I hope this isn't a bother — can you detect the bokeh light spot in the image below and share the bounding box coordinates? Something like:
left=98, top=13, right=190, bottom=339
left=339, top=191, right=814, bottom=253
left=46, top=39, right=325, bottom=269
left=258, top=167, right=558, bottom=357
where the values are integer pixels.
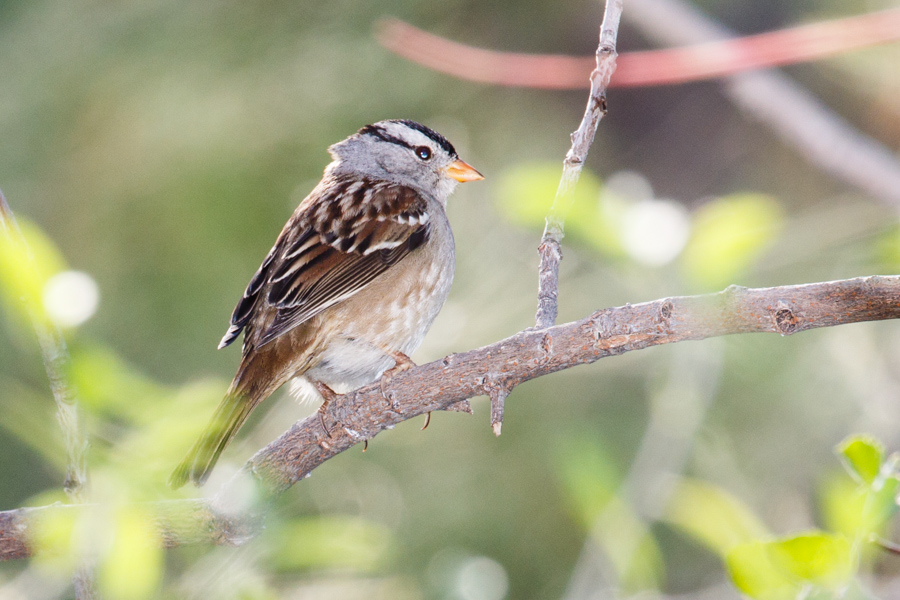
left=42, top=270, right=100, bottom=327
left=621, top=199, right=691, bottom=266
left=456, top=556, right=509, bottom=600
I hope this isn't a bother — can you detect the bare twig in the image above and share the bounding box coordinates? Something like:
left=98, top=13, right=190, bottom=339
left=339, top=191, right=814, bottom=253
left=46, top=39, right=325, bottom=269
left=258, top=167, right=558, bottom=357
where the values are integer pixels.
left=0, top=190, right=97, bottom=598
left=624, top=0, right=900, bottom=208
left=376, top=8, right=900, bottom=89
left=1, top=274, right=898, bottom=558
left=535, top=0, right=623, bottom=330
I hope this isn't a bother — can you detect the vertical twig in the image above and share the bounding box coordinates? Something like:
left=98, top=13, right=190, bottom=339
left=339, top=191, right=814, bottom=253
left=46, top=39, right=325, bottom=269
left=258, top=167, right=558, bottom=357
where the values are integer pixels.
left=535, top=0, right=623, bottom=329
left=0, top=190, right=97, bottom=599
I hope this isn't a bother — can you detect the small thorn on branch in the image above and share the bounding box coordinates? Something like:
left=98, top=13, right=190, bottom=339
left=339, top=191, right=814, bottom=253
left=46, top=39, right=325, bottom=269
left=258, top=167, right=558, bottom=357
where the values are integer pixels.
left=489, top=387, right=509, bottom=437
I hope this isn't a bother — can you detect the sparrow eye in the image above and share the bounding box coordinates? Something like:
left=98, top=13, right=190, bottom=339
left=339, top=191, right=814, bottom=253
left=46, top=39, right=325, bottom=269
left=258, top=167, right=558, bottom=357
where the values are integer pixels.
left=415, top=146, right=432, bottom=161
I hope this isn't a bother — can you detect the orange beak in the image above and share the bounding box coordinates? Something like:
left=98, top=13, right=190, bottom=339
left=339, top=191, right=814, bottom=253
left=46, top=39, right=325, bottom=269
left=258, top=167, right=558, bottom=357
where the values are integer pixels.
left=445, top=159, right=484, bottom=183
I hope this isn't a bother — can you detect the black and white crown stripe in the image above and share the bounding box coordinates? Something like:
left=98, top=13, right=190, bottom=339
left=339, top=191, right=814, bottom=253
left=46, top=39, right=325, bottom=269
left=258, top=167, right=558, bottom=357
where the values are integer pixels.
left=358, top=119, right=457, bottom=158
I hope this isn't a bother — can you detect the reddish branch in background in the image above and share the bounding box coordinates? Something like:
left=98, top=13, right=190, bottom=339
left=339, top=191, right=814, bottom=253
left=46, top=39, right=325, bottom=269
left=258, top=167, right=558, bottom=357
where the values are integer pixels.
left=376, top=8, right=900, bottom=89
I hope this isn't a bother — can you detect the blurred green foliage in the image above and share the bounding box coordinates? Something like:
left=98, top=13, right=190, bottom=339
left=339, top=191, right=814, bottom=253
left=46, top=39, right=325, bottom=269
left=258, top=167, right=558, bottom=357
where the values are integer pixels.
left=680, top=193, right=784, bottom=289
left=726, top=533, right=853, bottom=600
left=496, top=162, right=625, bottom=257
left=665, top=479, right=769, bottom=556
left=98, top=507, right=164, bottom=600
left=265, top=516, right=395, bottom=573
left=0, top=218, right=66, bottom=324
left=556, top=438, right=664, bottom=591
left=1, top=0, right=900, bottom=598
left=724, top=435, right=900, bottom=600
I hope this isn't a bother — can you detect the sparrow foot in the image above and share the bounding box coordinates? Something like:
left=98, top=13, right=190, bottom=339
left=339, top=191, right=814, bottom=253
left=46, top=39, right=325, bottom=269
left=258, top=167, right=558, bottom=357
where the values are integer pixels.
left=313, top=380, right=341, bottom=438
left=379, top=350, right=416, bottom=408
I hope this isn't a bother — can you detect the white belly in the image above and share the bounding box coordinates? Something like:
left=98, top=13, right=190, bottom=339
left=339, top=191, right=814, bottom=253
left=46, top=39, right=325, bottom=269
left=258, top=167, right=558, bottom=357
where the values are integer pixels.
left=299, top=223, right=454, bottom=394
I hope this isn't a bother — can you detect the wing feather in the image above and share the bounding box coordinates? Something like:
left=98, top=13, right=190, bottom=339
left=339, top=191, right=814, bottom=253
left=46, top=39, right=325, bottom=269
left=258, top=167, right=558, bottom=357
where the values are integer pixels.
left=218, top=176, right=431, bottom=351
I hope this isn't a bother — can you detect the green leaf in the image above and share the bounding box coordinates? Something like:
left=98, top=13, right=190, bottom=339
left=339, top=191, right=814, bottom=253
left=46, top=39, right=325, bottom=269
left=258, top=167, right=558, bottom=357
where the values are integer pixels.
left=727, top=533, right=854, bottom=599
left=869, top=475, right=900, bottom=529
left=770, top=532, right=854, bottom=590
left=592, top=496, right=665, bottom=591
left=681, top=193, right=783, bottom=288
left=727, top=540, right=798, bottom=600
left=27, top=492, right=78, bottom=575
left=0, top=381, right=66, bottom=470
left=664, top=478, right=769, bottom=556
left=837, top=435, right=884, bottom=485
left=102, top=378, right=228, bottom=495
left=820, top=471, right=900, bottom=543
left=494, top=162, right=597, bottom=227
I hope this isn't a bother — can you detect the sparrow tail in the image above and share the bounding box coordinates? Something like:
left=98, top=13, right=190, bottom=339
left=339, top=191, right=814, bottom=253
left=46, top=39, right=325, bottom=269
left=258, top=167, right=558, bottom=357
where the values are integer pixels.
left=168, top=389, right=257, bottom=489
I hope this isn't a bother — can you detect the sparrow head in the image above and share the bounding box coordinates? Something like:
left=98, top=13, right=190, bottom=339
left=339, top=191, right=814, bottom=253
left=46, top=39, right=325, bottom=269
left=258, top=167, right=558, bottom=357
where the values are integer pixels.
left=328, top=119, right=483, bottom=202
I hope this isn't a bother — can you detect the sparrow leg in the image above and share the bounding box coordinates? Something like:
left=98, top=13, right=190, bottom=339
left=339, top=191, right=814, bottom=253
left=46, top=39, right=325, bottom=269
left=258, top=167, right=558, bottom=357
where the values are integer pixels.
left=379, top=350, right=416, bottom=408
left=313, top=380, right=340, bottom=438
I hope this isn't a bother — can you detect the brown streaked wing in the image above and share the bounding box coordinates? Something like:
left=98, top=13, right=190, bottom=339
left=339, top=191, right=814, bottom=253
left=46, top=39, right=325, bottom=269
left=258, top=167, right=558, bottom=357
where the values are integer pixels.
left=219, top=176, right=431, bottom=350
left=259, top=224, right=429, bottom=346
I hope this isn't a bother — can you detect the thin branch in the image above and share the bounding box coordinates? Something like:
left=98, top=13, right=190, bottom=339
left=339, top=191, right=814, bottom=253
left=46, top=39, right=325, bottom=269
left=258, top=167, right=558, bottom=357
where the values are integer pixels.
left=0, top=192, right=89, bottom=500
left=0, top=500, right=259, bottom=562
left=535, top=0, right=623, bottom=330
left=375, top=8, right=900, bottom=89
left=623, top=0, right=900, bottom=208
left=1, top=274, right=898, bottom=559
left=0, top=190, right=97, bottom=597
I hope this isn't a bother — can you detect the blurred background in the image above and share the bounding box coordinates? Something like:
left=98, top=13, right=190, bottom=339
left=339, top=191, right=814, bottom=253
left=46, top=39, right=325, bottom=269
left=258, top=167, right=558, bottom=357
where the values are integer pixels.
left=1, top=0, right=900, bottom=598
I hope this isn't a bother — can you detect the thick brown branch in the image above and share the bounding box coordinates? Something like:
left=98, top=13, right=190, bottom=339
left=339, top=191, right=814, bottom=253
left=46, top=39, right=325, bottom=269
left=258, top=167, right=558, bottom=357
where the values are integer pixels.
left=245, top=274, right=900, bottom=495
left=2, top=274, right=898, bottom=558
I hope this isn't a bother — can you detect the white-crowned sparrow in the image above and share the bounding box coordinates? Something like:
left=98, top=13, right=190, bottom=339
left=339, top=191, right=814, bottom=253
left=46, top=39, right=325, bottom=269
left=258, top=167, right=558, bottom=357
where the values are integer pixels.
left=169, top=120, right=483, bottom=488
